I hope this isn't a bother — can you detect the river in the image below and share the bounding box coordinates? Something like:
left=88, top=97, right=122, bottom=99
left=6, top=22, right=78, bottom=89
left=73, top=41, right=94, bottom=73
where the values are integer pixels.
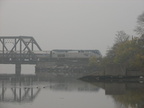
left=0, top=64, right=144, bottom=108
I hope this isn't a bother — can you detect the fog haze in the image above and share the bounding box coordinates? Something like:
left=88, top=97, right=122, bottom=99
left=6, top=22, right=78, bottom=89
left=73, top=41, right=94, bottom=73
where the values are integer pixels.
left=0, top=0, right=144, bottom=55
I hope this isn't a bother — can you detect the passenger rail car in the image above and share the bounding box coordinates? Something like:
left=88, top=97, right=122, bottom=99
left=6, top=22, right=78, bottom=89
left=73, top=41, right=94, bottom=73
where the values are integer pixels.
left=0, top=49, right=102, bottom=61
left=51, top=49, right=102, bottom=59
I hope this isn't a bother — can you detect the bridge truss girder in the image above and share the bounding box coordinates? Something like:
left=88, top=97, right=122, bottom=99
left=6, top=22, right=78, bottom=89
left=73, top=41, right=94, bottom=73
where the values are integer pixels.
left=0, top=36, right=42, bottom=63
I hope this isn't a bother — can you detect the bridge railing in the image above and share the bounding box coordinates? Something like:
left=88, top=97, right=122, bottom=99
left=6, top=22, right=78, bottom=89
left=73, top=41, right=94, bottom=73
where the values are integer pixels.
left=0, top=50, right=51, bottom=63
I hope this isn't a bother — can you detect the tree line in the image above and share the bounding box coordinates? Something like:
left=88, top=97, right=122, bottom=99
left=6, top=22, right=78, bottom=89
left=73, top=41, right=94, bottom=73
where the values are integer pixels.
left=89, top=12, right=144, bottom=71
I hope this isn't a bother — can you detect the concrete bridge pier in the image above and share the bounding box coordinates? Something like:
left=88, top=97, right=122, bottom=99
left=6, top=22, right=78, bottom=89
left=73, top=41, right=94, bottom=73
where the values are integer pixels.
left=15, top=63, right=21, bottom=75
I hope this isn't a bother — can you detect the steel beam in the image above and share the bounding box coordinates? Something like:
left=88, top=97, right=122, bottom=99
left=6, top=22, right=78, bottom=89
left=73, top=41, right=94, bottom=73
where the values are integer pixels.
left=0, top=36, right=42, bottom=63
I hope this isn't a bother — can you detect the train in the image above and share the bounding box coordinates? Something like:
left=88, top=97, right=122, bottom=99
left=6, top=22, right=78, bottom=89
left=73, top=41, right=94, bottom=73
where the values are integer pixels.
left=35, top=49, right=102, bottom=59
left=0, top=49, right=102, bottom=62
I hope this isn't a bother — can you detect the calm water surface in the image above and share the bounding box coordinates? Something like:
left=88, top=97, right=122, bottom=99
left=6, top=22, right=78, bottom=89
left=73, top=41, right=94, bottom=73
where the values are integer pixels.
left=0, top=65, right=144, bottom=108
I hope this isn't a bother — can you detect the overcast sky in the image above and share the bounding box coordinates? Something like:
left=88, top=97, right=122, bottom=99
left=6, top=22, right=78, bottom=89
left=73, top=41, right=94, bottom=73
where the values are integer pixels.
left=0, top=0, right=144, bottom=55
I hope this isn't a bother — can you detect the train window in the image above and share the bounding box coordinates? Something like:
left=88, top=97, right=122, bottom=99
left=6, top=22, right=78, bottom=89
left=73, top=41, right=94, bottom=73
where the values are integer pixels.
left=58, top=54, right=65, bottom=57
left=80, top=50, right=84, bottom=53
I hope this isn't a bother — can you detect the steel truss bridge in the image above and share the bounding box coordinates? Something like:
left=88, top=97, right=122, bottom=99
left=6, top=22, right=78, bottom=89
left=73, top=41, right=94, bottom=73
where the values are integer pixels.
left=0, top=36, right=42, bottom=64
left=0, top=36, right=89, bottom=75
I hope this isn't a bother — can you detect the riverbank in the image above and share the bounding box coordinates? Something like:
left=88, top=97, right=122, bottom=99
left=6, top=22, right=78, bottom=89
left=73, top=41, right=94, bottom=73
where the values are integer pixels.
left=79, top=71, right=144, bottom=83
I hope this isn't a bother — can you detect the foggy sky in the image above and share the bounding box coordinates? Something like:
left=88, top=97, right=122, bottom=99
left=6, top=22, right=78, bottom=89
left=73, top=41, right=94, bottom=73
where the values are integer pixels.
left=0, top=0, right=144, bottom=55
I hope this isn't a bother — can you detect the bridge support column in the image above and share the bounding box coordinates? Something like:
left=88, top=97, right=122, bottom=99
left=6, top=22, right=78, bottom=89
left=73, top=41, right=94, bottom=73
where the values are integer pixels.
left=15, top=63, right=21, bottom=75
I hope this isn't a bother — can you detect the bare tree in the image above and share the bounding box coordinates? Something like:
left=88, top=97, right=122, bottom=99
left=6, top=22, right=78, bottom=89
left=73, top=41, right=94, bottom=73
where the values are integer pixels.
left=115, top=31, right=129, bottom=44
left=135, top=12, right=144, bottom=35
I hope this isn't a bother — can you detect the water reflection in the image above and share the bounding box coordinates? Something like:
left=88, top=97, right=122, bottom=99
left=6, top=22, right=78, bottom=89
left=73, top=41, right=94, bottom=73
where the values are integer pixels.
left=81, top=79, right=144, bottom=108
left=1, top=73, right=144, bottom=108
left=0, top=75, right=99, bottom=103
left=0, top=78, right=41, bottom=103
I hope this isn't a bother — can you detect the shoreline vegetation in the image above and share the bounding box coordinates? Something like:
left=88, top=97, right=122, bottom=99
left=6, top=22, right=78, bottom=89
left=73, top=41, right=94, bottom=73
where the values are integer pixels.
left=86, top=12, right=144, bottom=80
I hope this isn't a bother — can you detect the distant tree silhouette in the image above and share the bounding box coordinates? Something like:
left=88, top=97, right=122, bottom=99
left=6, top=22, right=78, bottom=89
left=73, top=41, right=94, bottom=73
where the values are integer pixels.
left=135, top=12, right=144, bottom=35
